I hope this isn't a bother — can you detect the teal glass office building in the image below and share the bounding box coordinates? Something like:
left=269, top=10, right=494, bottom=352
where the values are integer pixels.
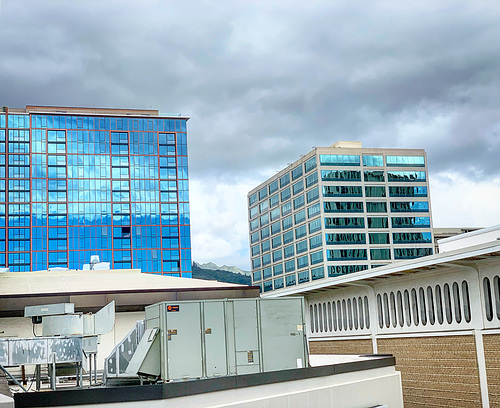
left=0, top=106, right=191, bottom=276
left=248, top=141, right=434, bottom=294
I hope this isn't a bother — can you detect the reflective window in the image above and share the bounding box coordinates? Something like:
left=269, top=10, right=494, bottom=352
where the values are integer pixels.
left=369, top=233, right=389, bottom=244
left=272, top=249, right=283, bottom=262
left=394, top=248, right=433, bottom=259
left=327, top=249, right=367, bottom=261
left=283, top=230, right=294, bottom=244
left=292, top=165, right=303, bottom=181
left=326, top=233, right=365, bottom=245
left=321, top=169, right=361, bottom=181
left=305, top=172, right=318, bottom=188
left=390, top=201, right=429, bottom=212
left=280, top=173, right=290, bottom=188
left=393, top=232, right=432, bottom=244
left=295, top=224, right=307, bottom=239
left=323, top=185, right=362, bottom=197
left=309, top=218, right=322, bottom=234
left=269, top=193, right=279, bottom=208
left=269, top=180, right=279, bottom=195
left=281, top=187, right=291, bottom=202
left=273, top=264, right=283, bottom=276
left=310, top=250, right=323, bottom=265
left=306, top=187, right=319, bottom=203
left=325, top=217, right=365, bottom=229
left=365, top=186, right=386, bottom=197
left=281, top=201, right=292, bottom=216
left=285, top=274, right=296, bottom=286
left=389, top=186, right=428, bottom=197
left=311, top=266, right=324, bottom=280
left=370, top=248, right=391, bottom=260
left=296, top=239, right=308, bottom=254
left=292, top=180, right=304, bottom=195
left=297, top=255, right=309, bottom=270
left=309, top=234, right=322, bottom=249
left=387, top=171, right=426, bottom=182
left=364, top=170, right=384, bottom=182
left=391, top=216, right=430, bottom=228
left=274, top=277, right=283, bottom=289
left=328, top=265, right=368, bottom=276
left=386, top=155, right=425, bottom=167
left=285, top=260, right=295, bottom=273
left=294, top=210, right=306, bottom=225
left=367, top=217, right=388, bottom=229
left=249, top=193, right=258, bottom=206
left=284, top=244, right=295, bottom=259
left=305, top=157, right=317, bottom=173
left=258, top=187, right=267, bottom=201
left=293, top=194, right=305, bottom=210
left=324, top=201, right=363, bottom=213
left=362, top=155, right=383, bottom=167
left=263, top=281, right=273, bottom=292
left=282, top=216, right=293, bottom=230
left=320, top=154, right=360, bottom=166
left=307, top=203, right=321, bottom=218
left=366, top=202, right=387, bottom=213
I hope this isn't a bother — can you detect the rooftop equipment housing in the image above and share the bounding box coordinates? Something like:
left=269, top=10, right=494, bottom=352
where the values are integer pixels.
left=104, top=297, right=308, bottom=383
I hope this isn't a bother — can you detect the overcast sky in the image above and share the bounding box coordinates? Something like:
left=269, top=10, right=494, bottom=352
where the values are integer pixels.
left=1, top=1, right=500, bottom=270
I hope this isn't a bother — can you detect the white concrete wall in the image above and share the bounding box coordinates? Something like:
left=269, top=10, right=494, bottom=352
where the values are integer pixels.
left=41, top=366, right=403, bottom=408
left=439, top=224, right=500, bottom=252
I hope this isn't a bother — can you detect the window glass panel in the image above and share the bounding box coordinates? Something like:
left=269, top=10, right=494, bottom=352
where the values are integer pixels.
left=387, top=171, right=426, bottom=182
left=323, top=185, right=362, bottom=197
left=389, top=186, right=428, bottom=197
left=280, top=173, right=290, bottom=188
left=369, top=233, right=389, bottom=244
left=326, top=233, right=365, bottom=245
left=391, top=217, right=430, bottom=228
left=324, top=201, right=363, bottom=213
left=321, top=170, right=361, bottom=181
left=366, top=202, right=387, bottom=213
left=362, top=155, right=383, bottom=166
left=370, top=248, right=391, bottom=260
left=320, top=154, right=360, bottom=166
left=292, top=165, right=303, bottom=181
left=386, top=156, right=425, bottom=167
left=325, top=217, right=365, bottom=229
left=394, top=248, right=433, bottom=259
left=365, top=186, right=386, bottom=197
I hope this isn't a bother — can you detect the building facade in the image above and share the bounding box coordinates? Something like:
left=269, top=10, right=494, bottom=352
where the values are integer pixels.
left=0, top=106, right=191, bottom=275
left=247, top=141, right=434, bottom=293
left=265, top=227, right=500, bottom=407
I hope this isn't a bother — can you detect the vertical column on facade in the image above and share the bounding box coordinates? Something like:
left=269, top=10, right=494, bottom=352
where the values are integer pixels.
left=449, top=262, right=489, bottom=408
left=350, top=282, right=379, bottom=353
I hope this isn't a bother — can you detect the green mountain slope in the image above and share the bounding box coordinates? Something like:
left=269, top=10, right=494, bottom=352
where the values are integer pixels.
left=192, top=263, right=252, bottom=286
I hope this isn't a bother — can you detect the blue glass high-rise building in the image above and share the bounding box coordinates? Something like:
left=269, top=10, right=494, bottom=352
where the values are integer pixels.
left=0, top=105, right=191, bottom=276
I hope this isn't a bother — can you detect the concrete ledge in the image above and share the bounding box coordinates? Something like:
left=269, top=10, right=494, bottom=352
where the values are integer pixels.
left=14, top=356, right=396, bottom=407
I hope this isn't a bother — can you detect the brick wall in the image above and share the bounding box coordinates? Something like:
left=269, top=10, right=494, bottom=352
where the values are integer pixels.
left=308, top=339, right=373, bottom=355
left=378, top=336, right=481, bottom=408
left=483, top=334, right=500, bottom=407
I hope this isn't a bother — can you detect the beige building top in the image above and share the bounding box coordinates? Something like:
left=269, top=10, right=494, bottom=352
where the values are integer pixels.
left=0, top=269, right=259, bottom=317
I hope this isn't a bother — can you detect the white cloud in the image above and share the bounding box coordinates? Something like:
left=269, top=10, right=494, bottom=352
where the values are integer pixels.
left=189, top=176, right=266, bottom=270
left=430, top=172, right=500, bottom=228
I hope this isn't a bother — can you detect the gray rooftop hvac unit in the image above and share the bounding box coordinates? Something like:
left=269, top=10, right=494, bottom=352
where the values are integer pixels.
left=104, top=297, right=308, bottom=383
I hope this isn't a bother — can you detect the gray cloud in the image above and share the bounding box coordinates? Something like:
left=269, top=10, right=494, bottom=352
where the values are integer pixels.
left=1, top=0, right=500, bottom=266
